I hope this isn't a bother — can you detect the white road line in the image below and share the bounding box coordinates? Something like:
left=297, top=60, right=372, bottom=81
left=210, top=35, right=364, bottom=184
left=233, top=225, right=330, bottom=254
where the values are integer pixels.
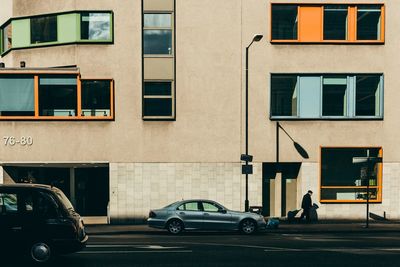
left=78, top=250, right=192, bottom=254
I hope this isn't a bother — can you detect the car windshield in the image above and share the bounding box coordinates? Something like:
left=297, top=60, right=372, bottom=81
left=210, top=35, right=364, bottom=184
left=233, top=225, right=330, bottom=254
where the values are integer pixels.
left=52, top=187, right=75, bottom=211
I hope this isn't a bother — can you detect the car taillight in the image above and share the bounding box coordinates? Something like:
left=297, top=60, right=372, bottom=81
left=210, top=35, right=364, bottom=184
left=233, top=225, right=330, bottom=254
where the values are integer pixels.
left=149, top=211, right=156, bottom=218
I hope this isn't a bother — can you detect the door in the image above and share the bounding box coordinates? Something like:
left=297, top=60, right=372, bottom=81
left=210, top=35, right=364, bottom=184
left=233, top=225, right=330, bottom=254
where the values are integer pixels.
left=176, top=201, right=203, bottom=229
left=201, top=201, right=233, bottom=230
left=0, top=191, right=24, bottom=248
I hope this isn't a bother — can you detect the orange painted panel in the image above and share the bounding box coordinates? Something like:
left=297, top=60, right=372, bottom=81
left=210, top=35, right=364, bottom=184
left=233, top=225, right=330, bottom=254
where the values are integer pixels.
left=299, top=6, right=323, bottom=42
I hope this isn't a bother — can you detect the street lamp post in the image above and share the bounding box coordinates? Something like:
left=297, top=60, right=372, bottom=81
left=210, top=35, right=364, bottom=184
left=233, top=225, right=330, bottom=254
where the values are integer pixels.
left=244, top=34, right=263, bottom=212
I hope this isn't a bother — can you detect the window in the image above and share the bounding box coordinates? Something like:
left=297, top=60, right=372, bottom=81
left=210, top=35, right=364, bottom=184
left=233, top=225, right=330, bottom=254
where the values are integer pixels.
left=202, top=202, right=220, bottom=212
left=320, top=147, right=382, bottom=202
left=270, top=74, right=383, bottom=119
left=81, top=80, right=112, bottom=117
left=81, top=12, right=112, bottom=41
left=35, top=192, right=59, bottom=219
left=31, top=15, right=57, bottom=44
left=357, top=5, right=381, bottom=40
left=1, top=22, right=12, bottom=53
left=0, top=73, right=114, bottom=120
left=39, top=76, right=77, bottom=116
left=323, top=5, right=348, bottom=40
left=177, top=202, right=200, bottom=211
left=143, top=13, right=172, bottom=55
left=271, top=5, right=298, bottom=40
left=0, top=193, right=18, bottom=214
left=0, top=75, right=35, bottom=116
left=271, top=4, right=384, bottom=43
left=143, top=81, right=174, bottom=118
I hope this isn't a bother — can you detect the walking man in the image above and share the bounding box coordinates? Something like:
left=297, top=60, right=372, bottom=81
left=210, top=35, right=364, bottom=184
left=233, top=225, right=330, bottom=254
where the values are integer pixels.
left=299, top=190, right=313, bottom=222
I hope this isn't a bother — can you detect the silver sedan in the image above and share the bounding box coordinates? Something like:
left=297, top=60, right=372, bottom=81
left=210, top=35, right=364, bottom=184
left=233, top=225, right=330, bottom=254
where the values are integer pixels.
left=147, top=199, right=266, bottom=234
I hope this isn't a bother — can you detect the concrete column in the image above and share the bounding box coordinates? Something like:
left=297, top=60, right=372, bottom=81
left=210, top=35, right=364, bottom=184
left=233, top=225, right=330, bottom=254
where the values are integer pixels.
left=274, top=173, right=282, bottom=217
left=69, top=168, right=76, bottom=207
left=0, top=166, right=3, bottom=184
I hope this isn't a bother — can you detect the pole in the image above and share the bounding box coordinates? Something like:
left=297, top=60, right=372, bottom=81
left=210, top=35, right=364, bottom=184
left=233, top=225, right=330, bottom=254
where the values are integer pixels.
left=366, top=158, right=370, bottom=228
left=245, top=45, right=249, bottom=212
left=276, top=122, right=279, bottom=163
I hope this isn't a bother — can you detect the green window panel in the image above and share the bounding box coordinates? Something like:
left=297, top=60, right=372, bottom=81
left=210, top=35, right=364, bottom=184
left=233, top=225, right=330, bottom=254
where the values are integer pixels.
left=58, top=13, right=79, bottom=43
left=11, top=19, right=30, bottom=48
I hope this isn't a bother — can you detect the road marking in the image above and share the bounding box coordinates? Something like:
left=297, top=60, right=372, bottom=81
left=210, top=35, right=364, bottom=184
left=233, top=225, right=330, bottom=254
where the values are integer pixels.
left=87, top=244, right=184, bottom=249
left=78, top=250, right=192, bottom=254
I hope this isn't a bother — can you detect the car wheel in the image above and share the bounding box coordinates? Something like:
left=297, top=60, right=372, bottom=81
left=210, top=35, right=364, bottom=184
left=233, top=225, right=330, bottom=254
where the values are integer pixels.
left=30, top=242, right=52, bottom=263
left=240, top=219, right=256, bottom=235
left=167, top=219, right=183, bottom=234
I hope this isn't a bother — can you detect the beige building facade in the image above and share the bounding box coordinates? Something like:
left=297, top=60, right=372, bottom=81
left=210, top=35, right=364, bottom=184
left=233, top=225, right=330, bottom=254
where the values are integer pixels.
left=0, top=0, right=398, bottom=223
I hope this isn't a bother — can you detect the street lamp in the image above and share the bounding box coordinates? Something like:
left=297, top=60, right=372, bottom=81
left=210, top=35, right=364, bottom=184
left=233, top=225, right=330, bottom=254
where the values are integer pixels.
left=276, top=122, right=309, bottom=162
left=243, top=34, right=263, bottom=212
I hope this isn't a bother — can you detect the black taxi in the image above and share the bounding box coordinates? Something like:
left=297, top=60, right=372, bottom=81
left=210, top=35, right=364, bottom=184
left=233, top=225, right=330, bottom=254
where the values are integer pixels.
left=0, top=184, right=88, bottom=263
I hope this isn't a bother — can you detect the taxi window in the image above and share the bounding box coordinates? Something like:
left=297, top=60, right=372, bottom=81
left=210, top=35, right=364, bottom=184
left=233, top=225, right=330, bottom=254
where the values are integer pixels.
left=0, top=193, right=18, bottom=214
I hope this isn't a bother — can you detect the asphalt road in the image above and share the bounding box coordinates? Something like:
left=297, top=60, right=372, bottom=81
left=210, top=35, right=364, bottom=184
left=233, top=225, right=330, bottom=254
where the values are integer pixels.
left=4, top=231, right=400, bottom=267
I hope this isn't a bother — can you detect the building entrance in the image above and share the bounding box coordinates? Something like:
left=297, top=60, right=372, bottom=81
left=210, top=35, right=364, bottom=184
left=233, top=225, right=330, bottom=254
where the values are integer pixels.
left=262, top=162, right=302, bottom=217
left=1, top=164, right=109, bottom=219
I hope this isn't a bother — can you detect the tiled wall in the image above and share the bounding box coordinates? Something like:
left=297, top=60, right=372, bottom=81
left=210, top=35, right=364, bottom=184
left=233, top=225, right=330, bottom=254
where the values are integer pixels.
left=109, top=162, right=263, bottom=223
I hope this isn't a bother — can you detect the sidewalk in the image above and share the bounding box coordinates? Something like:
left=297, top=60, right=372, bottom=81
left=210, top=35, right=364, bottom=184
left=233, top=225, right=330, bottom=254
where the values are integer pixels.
left=86, top=220, right=400, bottom=236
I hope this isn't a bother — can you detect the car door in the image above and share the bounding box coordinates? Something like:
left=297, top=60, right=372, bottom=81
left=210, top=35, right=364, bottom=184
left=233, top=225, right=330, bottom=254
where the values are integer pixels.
left=0, top=190, right=24, bottom=248
left=201, top=201, right=233, bottom=230
left=176, top=201, right=203, bottom=229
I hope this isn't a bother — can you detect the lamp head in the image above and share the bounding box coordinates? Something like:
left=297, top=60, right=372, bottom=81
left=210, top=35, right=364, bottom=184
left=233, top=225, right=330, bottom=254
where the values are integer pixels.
left=253, top=34, right=263, bottom=42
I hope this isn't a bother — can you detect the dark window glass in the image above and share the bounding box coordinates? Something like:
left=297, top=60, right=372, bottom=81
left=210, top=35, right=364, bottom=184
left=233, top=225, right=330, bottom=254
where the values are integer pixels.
left=271, top=5, right=298, bottom=40
left=39, top=76, right=77, bottom=116
left=0, top=75, right=35, bottom=116
left=321, top=148, right=380, bottom=201
left=144, top=82, right=171, bottom=96
left=35, top=192, right=59, bottom=219
left=322, top=76, right=347, bottom=116
left=143, top=98, right=172, bottom=117
left=143, top=30, right=172, bottom=54
left=357, top=5, right=381, bottom=40
left=271, top=75, right=297, bottom=116
left=81, top=12, right=111, bottom=40
left=356, top=75, right=380, bottom=116
left=31, top=16, right=57, bottom=44
left=323, top=5, right=348, bottom=40
left=81, top=80, right=111, bottom=116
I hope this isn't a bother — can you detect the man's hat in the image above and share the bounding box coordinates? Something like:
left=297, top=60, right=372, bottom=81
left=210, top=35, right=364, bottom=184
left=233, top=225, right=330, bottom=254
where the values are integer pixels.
left=308, top=190, right=313, bottom=194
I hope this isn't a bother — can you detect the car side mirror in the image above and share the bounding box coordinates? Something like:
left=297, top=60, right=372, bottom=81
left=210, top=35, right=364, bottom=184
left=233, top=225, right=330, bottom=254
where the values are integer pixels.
left=219, top=209, right=227, bottom=214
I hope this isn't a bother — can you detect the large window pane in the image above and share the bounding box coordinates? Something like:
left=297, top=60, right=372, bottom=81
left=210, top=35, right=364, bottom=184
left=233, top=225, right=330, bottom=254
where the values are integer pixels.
left=271, top=75, right=297, bottom=116
left=298, top=76, right=321, bottom=118
left=31, top=16, right=57, bottom=44
left=39, top=76, right=77, bottom=116
left=357, top=5, right=381, bottom=40
left=323, top=5, right=348, bottom=40
left=144, top=14, right=171, bottom=28
left=143, top=30, right=172, bottom=55
left=143, top=98, right=172, bottom=117
left=144, top=82, right=171, bottom=96
left=81, top=80, right=111, bottom=116
left=271, top=5, right=298, bottom=40
left=0, top=75, right=34, bottom=116
left=2, top=23, right=12, bottom=51
left=322, top=76, right=347, bottom=116
left=355, top=75, right=381, bottom=116
left=321, top=147, right=381, bottom=202
left=81, top=13, right=111, bottom=40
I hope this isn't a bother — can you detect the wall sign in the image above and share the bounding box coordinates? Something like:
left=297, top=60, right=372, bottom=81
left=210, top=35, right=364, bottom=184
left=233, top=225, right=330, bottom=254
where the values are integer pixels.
left=3, top=136, right=33, bottom=146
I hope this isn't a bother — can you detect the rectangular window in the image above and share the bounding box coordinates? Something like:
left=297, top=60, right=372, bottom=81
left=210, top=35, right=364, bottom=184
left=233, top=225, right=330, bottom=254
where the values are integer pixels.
left=143, top=81, right=174, bottom=118
left=271, top=5, right=298, bottom=40
left=39, top=76, right=77, bottom=116
left=143, top=13, right=172, bottom=55
left=271, top=4, right=384, bottom=43
left=81, top=80, right=112, bottom=117
left=322, top=76, right=347, bottom=116
left=270, top=74, right=383, bottom=120
left=1, top=22, right=12, bottom=52
left=321, top=147, right=382, bottom=202
left=0, top=75, right=35, bottom=116
left=31, top=15, right=58, bottom=44
left=323, top=5, right=348, bottom=40
left=0, top=193, right=18, bottom=214
left=357, top=5, right=381, bottom=40
left=81, top=12, right=112, bottom=41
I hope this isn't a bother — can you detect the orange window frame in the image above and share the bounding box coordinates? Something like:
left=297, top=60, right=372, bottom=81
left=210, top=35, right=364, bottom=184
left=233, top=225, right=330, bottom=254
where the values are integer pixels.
left=270, top=3, right=385, bottom=44
left=0, top=72, right=114, bottom=121
left=319, top=146, right=383, bottom=204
